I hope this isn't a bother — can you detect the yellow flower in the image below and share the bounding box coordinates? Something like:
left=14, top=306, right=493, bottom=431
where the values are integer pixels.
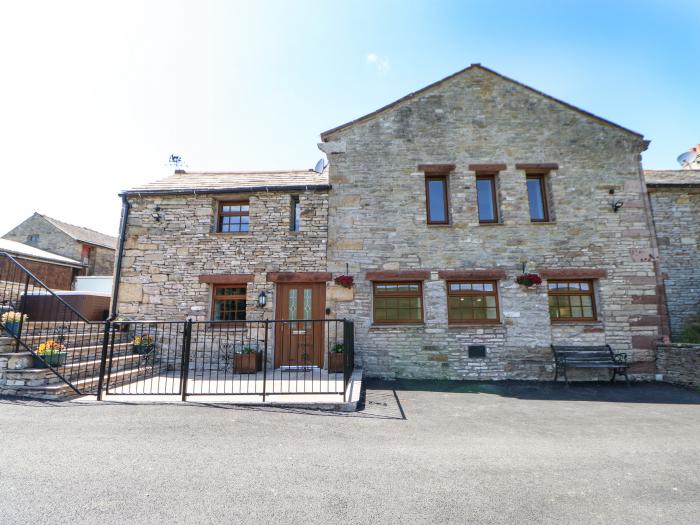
left=37, top=340, right=66, bottom=355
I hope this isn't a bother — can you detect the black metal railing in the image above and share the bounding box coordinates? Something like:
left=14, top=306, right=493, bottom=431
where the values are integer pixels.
left=101, top=319, right=355, bottom=401
left=0, top=252, right=105, bottom=395
left=1, top=252, right=356, bottom=400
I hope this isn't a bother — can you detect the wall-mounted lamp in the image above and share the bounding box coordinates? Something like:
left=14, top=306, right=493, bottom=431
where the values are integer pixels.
left=152, top=205, right=161, bottom=222
left=257, top=291, right=267, bottom=308
left=609, top=189, right=624, bottom=213
left=520, top=260, right=528, bottom=273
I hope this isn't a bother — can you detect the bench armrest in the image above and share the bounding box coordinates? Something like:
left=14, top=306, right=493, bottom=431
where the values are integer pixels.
left=613, top=352, right=627, bottom=364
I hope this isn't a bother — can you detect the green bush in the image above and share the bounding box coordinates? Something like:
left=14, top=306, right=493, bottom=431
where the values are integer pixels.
left=678, top=311, right=700, bottom=343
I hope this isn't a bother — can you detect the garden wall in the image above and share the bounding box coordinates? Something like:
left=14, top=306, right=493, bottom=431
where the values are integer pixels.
left=656, top=343, right=700, bottom=390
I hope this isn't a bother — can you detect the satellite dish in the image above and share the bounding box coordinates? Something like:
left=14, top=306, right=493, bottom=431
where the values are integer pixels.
left=677, top=151, right=696, bottom=168
left=313, top=158, right=326, bottom=173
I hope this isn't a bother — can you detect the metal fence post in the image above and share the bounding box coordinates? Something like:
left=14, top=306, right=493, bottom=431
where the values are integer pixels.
left=15, top=274, right=30, bottom=352
left=343, top=320, right=354, bottom=402
left=180, top=319, right=193, bottom=402
left=96, top=320, right=112, bottom=401
left=262, top=320, right=269, bottom=402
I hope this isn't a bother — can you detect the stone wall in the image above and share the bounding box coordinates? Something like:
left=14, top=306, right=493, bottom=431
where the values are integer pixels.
left=4, top=214, right=78, bottom=261
left=656, top=343, right=700, bottom=390
left=321, top=66, right=662, bottom=380
left=91, top=245, right=115, bottom=276
left=117, top=190, right=328, bottom=322
left=648, top=185, right=700, bottom=338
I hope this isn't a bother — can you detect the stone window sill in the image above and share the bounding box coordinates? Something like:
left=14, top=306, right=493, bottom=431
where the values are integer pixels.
left=426, top=223, right=452, bottom=228
left=209, top=232, right=250, bottom=237
left=530, top=221, right=557, bottom=225
left=447, top=323, right=506, bottom=330
left=550, top=320, right=603, bottom=326
left=477, top=222, right=504, bottom=227
left=370, top=323, right=425, bottom=330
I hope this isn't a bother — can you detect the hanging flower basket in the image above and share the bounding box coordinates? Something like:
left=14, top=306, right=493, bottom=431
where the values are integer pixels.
left=334, top=275, right=354, bottom=289
left=516, top=273, right=542, bottom=288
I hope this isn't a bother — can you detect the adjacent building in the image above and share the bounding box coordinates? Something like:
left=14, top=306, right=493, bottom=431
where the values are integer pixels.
left=3, top=213, right=117, bottom=276
left=115, top=64, right=680, bottom=380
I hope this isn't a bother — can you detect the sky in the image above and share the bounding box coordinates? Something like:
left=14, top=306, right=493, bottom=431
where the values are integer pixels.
left=0, top=0, right=698, bottom=237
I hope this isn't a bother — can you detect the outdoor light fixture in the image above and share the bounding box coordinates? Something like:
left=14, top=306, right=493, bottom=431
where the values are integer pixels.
left=257, top=291, right=267, bottom=308
left=152, top=206, right=161, bottom=222
left=609, top=189, right=623, bottom=213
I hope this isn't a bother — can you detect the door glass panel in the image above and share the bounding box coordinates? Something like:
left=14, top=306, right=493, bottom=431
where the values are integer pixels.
left=303, top=288, right=312, bottom=320
left=288, top=289, right=297, bottom=319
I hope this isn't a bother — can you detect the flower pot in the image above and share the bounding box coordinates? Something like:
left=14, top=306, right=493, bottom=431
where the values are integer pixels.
left=327, top=352, right=345, bottom=373
left=133, top=344, right=155, bottom=355
left=234, top=352, right=260, bottom=374
left=34, top=352, right=67, bottom=368
left=3, top=322, right=20, bottom=337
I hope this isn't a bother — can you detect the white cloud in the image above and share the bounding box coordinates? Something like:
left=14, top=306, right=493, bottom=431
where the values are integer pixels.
left=366, top=52, right=390, bottom=72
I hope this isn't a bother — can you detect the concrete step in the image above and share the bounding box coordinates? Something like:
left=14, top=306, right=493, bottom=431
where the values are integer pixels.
left=22, top=332, right=131, bottom=346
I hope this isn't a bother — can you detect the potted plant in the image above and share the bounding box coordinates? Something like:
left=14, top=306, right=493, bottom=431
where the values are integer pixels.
left=112, top=316, right=131, bottom=332
left=132, top=335, right=155, bottom=355
left=334, top=275, right=354, bottom=289
left=327, top=342, right=345, bottom=373
left=234, top=346, right=261, bottom=374
left=35, top=340, right=67, bottom=368
left=1, top=311, right=27, bottom=337
left=516, top=273, right=542, bottom=288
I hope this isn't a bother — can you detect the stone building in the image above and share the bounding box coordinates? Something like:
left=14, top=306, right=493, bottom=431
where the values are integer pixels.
left=3, top=213, right=117, bottom=276
left=116, top=64, right=670, bottom=380
left=646, top=170, right=700, bottom=339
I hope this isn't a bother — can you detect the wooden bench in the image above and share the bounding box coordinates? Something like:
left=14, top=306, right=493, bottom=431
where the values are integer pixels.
left=551, top=345, right=629, bottom=386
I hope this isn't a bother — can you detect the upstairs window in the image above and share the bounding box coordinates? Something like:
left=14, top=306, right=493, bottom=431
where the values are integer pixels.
left=476, top=174, right=499, bottom=223
left=290, top=195, right=301, bottom=232
left=218, top=201, right=250, bottom=233
left=373, top=282, right=423, bottom=324
left=212, top=286, right=247, bottom=321
left=548, top=280, right=596, bottom=321
left=447, top=281, right=500, bottom=323
left=526, top=174, right=549, bottom=222
left=27, top=234, right=39, bottom=244
left=425, top=175, right=449, bottom=224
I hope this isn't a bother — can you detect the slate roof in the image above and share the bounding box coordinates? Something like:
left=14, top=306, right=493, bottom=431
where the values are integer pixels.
left=320, top=64, right=645, bottom=140
left=38, top=214, right=118, bottom=250
left=122, top=169, right=330, bottom=196
left=0, top=238, right=84, bottom=267
left=645, top=170, right=700, bottom=188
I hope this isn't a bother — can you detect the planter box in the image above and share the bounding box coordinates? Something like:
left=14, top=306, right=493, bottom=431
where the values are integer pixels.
left=327, top=352, right=345, bottom=373
left=234, top=352, right=261, bottom=374
left=133, top=344, right=155, bottom=355
left=34, top=352, right=67, bottom=368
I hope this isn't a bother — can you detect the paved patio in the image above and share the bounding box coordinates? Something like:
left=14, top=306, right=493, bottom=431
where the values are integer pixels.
left=1, top=380, right=698, bottom=524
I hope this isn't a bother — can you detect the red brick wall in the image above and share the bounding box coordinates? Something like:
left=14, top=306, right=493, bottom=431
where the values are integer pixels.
left=0, top=256, right=76, bottom=290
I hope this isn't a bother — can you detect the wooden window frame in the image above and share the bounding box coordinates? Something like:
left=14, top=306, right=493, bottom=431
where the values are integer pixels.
left=372, top=281, right=424, bottom=324
left=217, top=200, right=250, bottom=233
left=425, top=175, right=450, bottom=225
left=446, top=280, right=500, bottom=324
left=526, top=174, right=550, bottom=223
left=547, top=279, right=597, bottom=322
left=211, top=285, right=247, bottom=323
left=290, top=195, right=300, bottom=232
left=476, top=174, right=499, bottom=224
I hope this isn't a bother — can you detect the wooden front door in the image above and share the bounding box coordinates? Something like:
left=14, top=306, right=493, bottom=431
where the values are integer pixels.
left=274, top=283, right=326, bottom=368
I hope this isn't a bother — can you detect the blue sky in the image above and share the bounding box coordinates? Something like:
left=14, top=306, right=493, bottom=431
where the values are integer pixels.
left=0, top=0, right=697, bottom=236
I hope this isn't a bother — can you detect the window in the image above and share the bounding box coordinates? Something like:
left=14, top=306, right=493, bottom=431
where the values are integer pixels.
left=447, top=281, right=499, bottom=323
left=218, top=201, right=250, bottom=233
left=212, top=286, right=247, bottom=322
left=373, top=282, right=423, bottom=324
left=526, top=174, right=549, bottom=222
left=290, top=195, right=301, bottom=232
left=548, top=280, right=596, bottom=321
left=476, top=174, right=499, bottom=223
left=27, top=234, right=39, bottom=244
left=425, top=175, right=449, bottom=224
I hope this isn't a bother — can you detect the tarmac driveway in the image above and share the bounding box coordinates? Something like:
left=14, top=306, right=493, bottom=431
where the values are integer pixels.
left=1, top=380, right=698, bottom=524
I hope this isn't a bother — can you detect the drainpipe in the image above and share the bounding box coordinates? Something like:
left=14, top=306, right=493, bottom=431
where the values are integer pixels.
left=110, top=193, right=131, bottom=316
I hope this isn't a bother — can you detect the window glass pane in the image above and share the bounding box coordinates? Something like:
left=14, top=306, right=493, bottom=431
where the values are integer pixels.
left=527, top=178, right=546, bottom=220
left=427, top=179, right=447, bottom=222
left=476, top=178, right=496, bottom=221
left=303, top=289, right=312, bottom=320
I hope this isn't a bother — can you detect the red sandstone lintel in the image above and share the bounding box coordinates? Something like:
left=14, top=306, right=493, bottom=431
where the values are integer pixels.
left=467, top=164, right=507, bottom=172
left=198, top=274, right=254, bottom=284
left=515, top=163, right=559, bottom=171
left=417, top=163, right=456, bottom=174
left=365, top=270, right=431, bottom=281
left=538, top=268, right=608, bottom=279
left=438, top=269, right=507, bottom=280
left=266, top=272, right=332, bottom=283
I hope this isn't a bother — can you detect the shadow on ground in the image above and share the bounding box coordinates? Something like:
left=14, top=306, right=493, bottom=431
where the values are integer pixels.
left=367, top=378, right=700, bottom=405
